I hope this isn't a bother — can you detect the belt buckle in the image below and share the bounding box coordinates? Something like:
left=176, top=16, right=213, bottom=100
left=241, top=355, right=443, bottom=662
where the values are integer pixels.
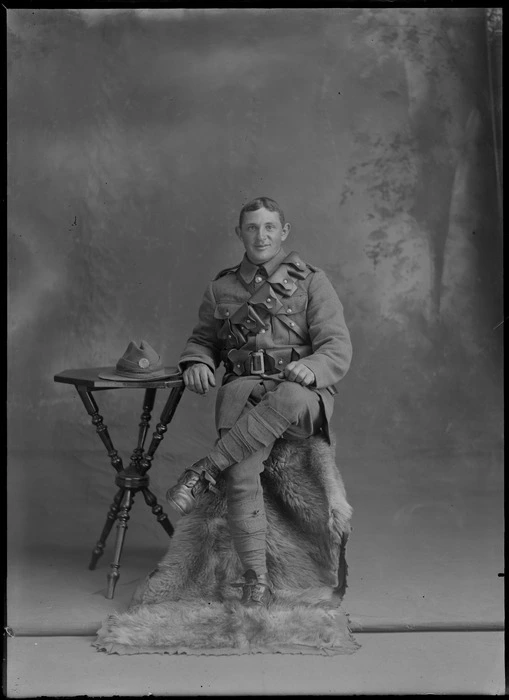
left=250, top=350, right=265, bottom=374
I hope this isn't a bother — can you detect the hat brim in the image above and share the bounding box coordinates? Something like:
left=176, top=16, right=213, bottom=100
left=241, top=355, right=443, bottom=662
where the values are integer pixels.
left=97, top=366, right=181, bottom=382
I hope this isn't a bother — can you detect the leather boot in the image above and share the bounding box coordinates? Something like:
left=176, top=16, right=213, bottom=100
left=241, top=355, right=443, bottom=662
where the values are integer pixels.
left=232, top=569, right=273, bottom=608
left=166, top=457, right=221, bottom=516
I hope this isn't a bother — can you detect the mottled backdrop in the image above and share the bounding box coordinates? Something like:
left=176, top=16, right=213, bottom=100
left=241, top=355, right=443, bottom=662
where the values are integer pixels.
left=8, top=8, right=503, bottom=495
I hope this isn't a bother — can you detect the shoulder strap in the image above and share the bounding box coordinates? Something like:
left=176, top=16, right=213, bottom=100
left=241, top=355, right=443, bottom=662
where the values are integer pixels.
left=213, top=264, right=240, bottom=281
left=280, top=251, right=314, bottom=279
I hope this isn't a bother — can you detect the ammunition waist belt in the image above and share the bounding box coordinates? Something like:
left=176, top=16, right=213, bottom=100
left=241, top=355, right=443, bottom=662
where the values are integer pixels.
left=222, top=346, right=312, bottom=377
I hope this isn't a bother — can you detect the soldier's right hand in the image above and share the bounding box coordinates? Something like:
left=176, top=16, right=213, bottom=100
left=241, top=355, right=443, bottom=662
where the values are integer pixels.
left=182, top=363, right=216, bottom=395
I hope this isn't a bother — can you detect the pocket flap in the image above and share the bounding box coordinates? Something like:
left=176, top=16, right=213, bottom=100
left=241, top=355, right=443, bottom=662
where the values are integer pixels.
left=214, top=302, right=243, bottom=320
left=277, top=294, right=308, bottom=316
left=268, top=265, right=299, bottom=295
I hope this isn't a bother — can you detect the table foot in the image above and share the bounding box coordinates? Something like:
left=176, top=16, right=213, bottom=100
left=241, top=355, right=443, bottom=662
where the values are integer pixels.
left=89, top=488, right=125, bottom=570
left=142, top=487, right=174, bottom=538
left=106, top=572, right=119, bottom=600
left=106, top=490, right=134, bottom=599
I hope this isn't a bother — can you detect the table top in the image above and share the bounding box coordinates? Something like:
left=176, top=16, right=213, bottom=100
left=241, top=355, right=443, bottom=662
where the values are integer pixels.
left=54, top=367, right=184, bottom=389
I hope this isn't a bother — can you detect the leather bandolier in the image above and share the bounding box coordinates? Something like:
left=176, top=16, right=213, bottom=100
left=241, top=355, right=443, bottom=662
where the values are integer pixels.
left=218, top=253, right=314, bottom=379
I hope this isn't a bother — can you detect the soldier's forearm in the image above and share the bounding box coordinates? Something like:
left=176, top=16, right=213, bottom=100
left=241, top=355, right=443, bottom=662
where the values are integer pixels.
left=299, top=347, right=352, bottom=390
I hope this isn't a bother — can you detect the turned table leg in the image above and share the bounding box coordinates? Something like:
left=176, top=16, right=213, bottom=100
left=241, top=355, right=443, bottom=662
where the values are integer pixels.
left=139, top=385, right=185, bottom=476
left=135, top=385, right=185, bottom=541
left=106, top=489, right=135, bottom=599
left=89, top=487, right=125, bottom=570
left=129, top=388, right=157, bottom=468
left=76, top=388, right=124, bottom=473
left=141, top=487, right=175, bottom=537
left=77, top=387, right=126, bottom=569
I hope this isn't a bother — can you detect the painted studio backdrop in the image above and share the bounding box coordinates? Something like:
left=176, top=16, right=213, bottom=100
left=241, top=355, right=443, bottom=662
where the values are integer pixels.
left=8, top=9, right=503, bottom=548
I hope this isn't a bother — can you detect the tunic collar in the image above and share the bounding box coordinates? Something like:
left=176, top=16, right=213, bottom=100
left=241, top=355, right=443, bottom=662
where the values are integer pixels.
left=238, top=247, right=287, bottom=284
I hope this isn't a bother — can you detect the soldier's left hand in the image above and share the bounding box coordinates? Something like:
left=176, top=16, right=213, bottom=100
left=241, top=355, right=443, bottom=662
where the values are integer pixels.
left=281, top=361, right=316, bottom=386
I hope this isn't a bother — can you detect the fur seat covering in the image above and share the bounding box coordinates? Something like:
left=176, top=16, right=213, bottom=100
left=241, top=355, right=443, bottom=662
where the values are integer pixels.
left=94, top=435, right=358, bottom=655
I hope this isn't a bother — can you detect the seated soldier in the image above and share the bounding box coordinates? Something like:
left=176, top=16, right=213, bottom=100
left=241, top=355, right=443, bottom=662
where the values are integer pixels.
left=166, top=196, right=352, bottom=607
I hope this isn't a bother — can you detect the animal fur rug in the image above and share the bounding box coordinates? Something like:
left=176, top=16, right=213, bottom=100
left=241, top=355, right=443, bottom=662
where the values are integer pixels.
left=94, top=435, right=359, bottom=656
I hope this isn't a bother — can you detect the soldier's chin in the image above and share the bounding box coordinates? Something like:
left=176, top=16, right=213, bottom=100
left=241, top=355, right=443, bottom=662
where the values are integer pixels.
left=250, top=246, right=273, bottom=262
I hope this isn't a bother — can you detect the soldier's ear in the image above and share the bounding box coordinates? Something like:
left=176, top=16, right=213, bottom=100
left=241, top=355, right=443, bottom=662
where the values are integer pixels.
left=281, top=223, right=290, bottom=240
left=235, top=226, right=242, bottom=240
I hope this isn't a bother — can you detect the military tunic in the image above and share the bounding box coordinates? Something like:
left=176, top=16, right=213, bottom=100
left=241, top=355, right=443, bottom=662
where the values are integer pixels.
left=178, top=247, right=352, bottom=438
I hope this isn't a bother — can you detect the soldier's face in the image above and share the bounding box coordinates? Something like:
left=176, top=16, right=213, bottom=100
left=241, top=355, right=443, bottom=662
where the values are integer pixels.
left=236, top=208, right=290, bottom=265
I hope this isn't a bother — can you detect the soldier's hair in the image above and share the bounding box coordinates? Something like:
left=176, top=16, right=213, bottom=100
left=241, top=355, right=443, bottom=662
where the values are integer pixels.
left=238, top=197, right=286, bottom=228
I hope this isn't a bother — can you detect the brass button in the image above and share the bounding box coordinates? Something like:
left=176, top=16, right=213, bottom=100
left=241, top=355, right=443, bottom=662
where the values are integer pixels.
left=260, top=329, right=266, bottom=333
left=255, top=276, right=262, bottom=283
left=228, top=334, right=233, bottom=339
left=237, top=363, right=241, bottom=367
left=287, top=308, right=292, bottom=313
left=289, top=321, right=295, bottom=327
left=225, top=310, right=230, bottom=316
left=278, top=359, right=283, bottom=365
left=283, top=278, right=288, bottom=284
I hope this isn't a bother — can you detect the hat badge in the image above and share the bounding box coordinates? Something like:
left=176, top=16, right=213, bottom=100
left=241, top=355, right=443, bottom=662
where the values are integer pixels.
left=138, top=358, right=150, bottom=369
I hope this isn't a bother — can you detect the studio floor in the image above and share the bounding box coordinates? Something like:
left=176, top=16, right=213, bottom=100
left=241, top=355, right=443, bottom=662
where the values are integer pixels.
left=6, top=449, right=505, bottom=696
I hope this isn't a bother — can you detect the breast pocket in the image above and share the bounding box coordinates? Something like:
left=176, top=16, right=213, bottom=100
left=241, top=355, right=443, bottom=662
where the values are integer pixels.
left=214, top=302, right=243, bottom=321
left=275, top=294, right=309, bottom=343
left=214, top=302, right=247, bottom=346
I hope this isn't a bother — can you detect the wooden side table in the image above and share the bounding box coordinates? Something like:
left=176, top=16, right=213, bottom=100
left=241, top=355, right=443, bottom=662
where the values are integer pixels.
left=54, top=367, right=185, bottom=599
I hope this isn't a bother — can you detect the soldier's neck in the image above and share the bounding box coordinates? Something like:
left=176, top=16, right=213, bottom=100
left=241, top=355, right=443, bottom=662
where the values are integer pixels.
left=245, top=247, right=286, bottom=268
